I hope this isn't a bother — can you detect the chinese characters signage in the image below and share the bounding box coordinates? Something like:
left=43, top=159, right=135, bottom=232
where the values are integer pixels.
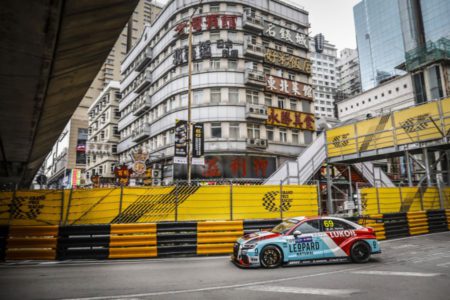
left=266, top=107, right=315, bottom=131
left=192, top=123, right=204, bottom=158
left=265, top=75, right=313, bottom=101
left=174, top=155, right=276, bottom=179
left=175, top=14, right=237, bottom=35
left=114, top=164, right=133, bottom=186
left=263, top=22, right=308, bottom=49
left=130, top=148, right=149, bottom=177
left=174, top=119, right=188, bottom=164
left=264, top=48, right=311, bottom=74
left=173, top=40, right=238, bottom=66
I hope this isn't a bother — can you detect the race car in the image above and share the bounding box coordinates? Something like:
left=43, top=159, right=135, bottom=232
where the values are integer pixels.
left=232, top=216, right=381, bottom=268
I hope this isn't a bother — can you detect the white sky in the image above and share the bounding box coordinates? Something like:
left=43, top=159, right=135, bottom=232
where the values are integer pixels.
left=156, top=0, right=361, bottom=54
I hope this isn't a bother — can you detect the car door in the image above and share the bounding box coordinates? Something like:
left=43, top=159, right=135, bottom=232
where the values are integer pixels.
left=320, top=218, right=356, bottom=258
left=286, top=219, right=324, bottom=261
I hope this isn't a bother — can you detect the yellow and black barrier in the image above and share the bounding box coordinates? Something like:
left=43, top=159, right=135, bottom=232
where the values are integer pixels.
left=6, top=225, right=58, bottom=260
left=0, top=212, right=448, bottom=261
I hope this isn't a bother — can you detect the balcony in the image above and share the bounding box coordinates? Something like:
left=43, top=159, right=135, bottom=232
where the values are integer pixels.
left=245, top=103, right=268, bottom=120
left=242, top=13, right=264, bottom=31
left=134, top=47, right=152, bottom=72
left=134, top=70, right=152, bottom=94
left=246, top=138, right=268, bottom=148
left=133, top=94, right=152, bottom=116
left=243, top=40, right=264, bottom=58
left=244, top=69, right=265, bottom=87
left=132, top=123, right=151, bottom=142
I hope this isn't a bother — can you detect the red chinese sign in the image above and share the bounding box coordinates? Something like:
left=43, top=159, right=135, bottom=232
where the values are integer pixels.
left=175, top=14, right=237, bottom=35
left=265, top=75, right=313, bottom=101
left=267, top=107, right=315, bottom=131
left=114, top=164, right=133, bottom=186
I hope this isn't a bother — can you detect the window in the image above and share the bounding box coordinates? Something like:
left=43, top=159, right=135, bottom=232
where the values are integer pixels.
left=279, top=128, right=287, bottom=142
left=210, top=32, right=220, bottom=42
left=210, top=4, right=220, bottom=12
left=290, top=99, right=297, bottom=111
left=98, top=165, right=103, bottom=175
left=266, top=126, right=274, bottom=141
left=228, top=60, right=237, bottom=70
left=246, top=90, right=259, bottom=104
left=295, top=220, right=320, bottom=234
left=277, top=97, right=285, bottom=109
left=292, top=130, right=299, bottom=144
left=228, top=88, right=239, bottom=104
left=286, top=47, right=293, bottom=54
left=113, top=126, right=119, bottom=136
left=211, top=88, right=221, bottom=103
left=211, top=122, right=222, bottom=138
left=229, top=122, right=240, bottom=139
left=265, top=94, right=272, bottom=106
left=304, top=131, right=313, bottom=144
left=210, top=58, right=220, bottom=69
left=114, top=108, right=120, bottom=118
left=247, top=124, right=260, bottom=139
left=112, top=145, right=117, bottom=154
left=193, top=61, right=202, bottom=71
left=264, top=66, right=271, bottom=75
left=288, top=72, right=295, bottom=80
left=275, top=43, right=282, bottom=51
left=193, top=90, right=203, bottom=105
left=321, top=219, right=355, bottom=231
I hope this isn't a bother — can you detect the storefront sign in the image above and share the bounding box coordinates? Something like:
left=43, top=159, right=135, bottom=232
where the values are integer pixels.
left=173, top=40, right=238, bottom=65
left=174, top=155, right=277, bottom=179
left=314, top=33, right=324, bottom=53
left=174, top=120, right=188, bottom=164
left=130, top=148, right=149, bottom=177
left=263, top=22, right=308, bottom=49
left=114, top=164, right=133, bottom=186
left=265, top=75, right=313, bottom=100
left=264, top=48, right=311, bottom=74
left=175, top=14, right=237, bottom=35
left=266, top=107, right=315, bottom=131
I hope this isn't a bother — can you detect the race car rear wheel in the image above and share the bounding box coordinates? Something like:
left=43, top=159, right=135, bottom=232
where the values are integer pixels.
left=260, top=245, right=282, bottom=268
left=350, top=241, right=371, bottom=263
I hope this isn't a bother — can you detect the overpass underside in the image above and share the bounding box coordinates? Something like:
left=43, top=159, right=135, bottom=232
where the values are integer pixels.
left=0, top=0, right=139, bottom=188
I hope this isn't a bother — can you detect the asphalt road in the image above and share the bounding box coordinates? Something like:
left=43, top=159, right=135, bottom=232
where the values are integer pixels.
left=0, top=232, right=449, bottom=300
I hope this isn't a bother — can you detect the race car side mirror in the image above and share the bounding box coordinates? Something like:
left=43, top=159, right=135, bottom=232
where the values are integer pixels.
left=293, top=230, right=302, bottom=237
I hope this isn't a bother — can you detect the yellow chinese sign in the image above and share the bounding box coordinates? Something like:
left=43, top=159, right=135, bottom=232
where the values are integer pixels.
left=264, top=48, right=312, bottom=74
left=266, top=107, right=315, bottom=131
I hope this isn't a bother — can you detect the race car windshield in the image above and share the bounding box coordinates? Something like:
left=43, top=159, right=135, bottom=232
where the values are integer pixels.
left=271, top=219, right=298, bottom=234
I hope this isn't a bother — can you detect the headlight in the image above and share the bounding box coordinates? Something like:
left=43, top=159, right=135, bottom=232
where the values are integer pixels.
left=242, top=243, right=256, bottom=249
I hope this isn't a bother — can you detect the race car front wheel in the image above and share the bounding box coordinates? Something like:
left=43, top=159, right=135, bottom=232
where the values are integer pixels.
left=350, top=241, right=371, bottom=263
left=260, top=245, right=282, bottom=268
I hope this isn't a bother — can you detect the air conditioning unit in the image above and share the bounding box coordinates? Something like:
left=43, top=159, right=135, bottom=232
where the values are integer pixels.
left=258, top=139, right=267, bottom=147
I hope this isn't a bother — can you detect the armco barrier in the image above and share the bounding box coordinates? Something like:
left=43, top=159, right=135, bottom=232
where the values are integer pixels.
left=6, top=226, right=58, bottom=260
left=358, top=215, right=385, bottom=240
left=156, top=222, right=197, bottom=256
left=407, top=211, right=429, bottom=235
left=197, top=221, right=244, bottom=255
left=57, top=225, right=110, bottom=260
left=426, top=210, right=448, bottom=233
left=0, top=212, right=448, bottom=261
left=383, top=213, right=409, bottom=239
left=109, top=224, right=157, bottom=259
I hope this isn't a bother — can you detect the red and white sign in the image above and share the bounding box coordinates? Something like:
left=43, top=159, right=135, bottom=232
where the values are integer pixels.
left=175, top=14, right=237, bottom=35
left=265, top=75, right=313, bottom=101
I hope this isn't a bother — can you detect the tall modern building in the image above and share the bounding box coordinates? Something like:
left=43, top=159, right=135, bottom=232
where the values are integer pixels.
left=309, top=34, right=338, bottom=119
left=336, top=48, right=361, bottom=100
left=354, top=0, right=406, bottom=91
left=40, top=0, right=161, bottom=188
left=118, top=0, right=315, bottom=183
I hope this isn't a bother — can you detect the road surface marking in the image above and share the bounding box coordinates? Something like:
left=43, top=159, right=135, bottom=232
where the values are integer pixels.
left=352, top=271, right=441, bottom=277
left=61, top=266, right=366, bottom=300
left=240, top=285, right=360, bottom=297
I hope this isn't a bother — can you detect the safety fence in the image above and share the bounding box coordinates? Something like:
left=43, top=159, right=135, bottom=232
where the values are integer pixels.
left=360, top=186, right=450, bottom=215
left=326, top=97, right=450, bottom=158
left=0, top=185, right=319, bottom=226
left=0, top=219, right=280, bottom=260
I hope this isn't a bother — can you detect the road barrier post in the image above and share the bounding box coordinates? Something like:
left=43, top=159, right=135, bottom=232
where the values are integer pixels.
left=118, top=185, right=124, bottom=223
left=230, top=180, right=233, bottom=221
left=316, top=180, right=321, bottom=215
left=376, top=187, right=381, bottom=214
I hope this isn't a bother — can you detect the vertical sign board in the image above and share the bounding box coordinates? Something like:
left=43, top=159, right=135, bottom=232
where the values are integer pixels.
left=174, top=120, right=188, bottom=164
left=192, top=123, right=205, bottom=165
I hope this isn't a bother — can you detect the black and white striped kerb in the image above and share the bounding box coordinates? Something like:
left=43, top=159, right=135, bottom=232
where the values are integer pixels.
left=426, top=210, right=448, bottom=233
left=383, top=212, right=409, bottom=239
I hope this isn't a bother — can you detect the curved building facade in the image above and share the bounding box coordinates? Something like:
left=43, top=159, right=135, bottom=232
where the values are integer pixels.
left=118, top=0, right=314, bottom=183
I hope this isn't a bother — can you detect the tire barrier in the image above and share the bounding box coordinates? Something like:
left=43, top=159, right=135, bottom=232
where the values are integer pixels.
left=6, top=226, right=58, bottom=260
left=407, top=211, right=429, bottom=236
left=383, top=213, right=409, bottom=239
left=0, top=211, right=448, bottom=261
left=426, top=210, right=448, bottom=233
left=358, top=215, right=385, bottom=240
left=109, top=224, right=157, bottom=259
left=197, top=221, right=244, bottom=255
